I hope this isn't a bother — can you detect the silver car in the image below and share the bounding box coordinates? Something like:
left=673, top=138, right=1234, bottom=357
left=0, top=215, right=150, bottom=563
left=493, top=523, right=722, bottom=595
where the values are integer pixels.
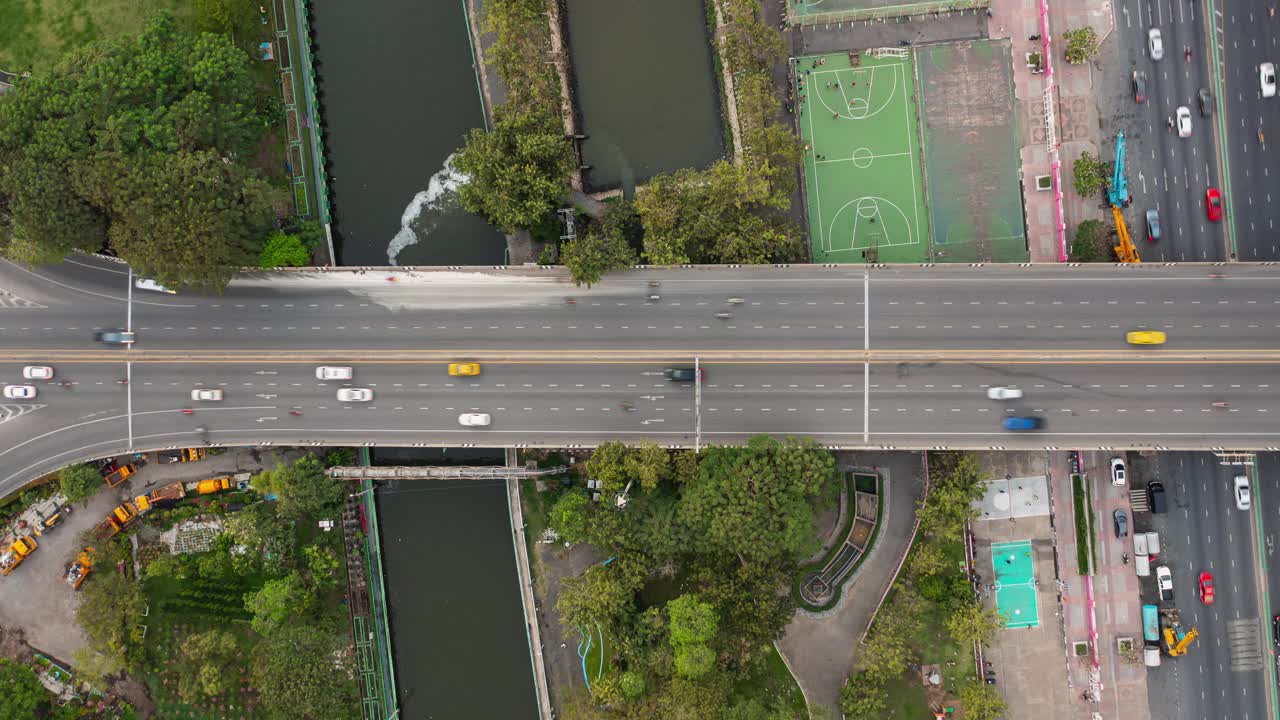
left=458, top=413, right=491, bottom=427
left=337, top=388, right=373, bottom=403
left=191, top=388, right=223, bottom=401
left=315, top=366, right=353, bottom=380
left=1148, top=28, right=1163, bottom=60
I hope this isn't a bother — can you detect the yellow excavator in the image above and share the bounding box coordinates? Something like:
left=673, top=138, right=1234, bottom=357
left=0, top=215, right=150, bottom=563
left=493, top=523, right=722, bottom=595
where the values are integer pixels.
left=65, top=548, right=94, bottom=590
left=0, top=536, right=37, bottom=576
left=1160, top=608, right=1199, bottom=656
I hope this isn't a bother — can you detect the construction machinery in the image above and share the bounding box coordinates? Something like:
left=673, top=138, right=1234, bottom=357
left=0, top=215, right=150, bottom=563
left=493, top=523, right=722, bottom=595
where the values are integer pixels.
left=190, top=476, right=232, bottom=495
left=1108, top=132, right=1142, bottom=263
left=104, top=463, right=137, bottom=488
left=1160, top=607, right=1199, bottom=656
left=0, top=536, right=37, bottom=576
left=65, top=548, right=94, bottom=590
left=132, top=482, right=185, bottom=514
left=157, top=448, right=205, bottom=464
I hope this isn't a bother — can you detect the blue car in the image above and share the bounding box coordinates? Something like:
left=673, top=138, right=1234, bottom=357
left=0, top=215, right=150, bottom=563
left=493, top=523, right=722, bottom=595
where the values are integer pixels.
left=1003, top=416, right=1044, bottom=431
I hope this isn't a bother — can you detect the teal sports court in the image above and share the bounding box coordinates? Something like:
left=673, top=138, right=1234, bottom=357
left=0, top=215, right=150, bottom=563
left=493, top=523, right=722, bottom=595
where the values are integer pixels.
left=991, top=539, right=1039, bottom=629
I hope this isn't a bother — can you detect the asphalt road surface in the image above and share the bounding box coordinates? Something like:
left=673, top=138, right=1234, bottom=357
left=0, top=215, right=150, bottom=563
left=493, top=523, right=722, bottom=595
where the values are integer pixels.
left=1, top=257, right=1279, bottom=491
left=1138, top=451, right=1269, bottom=720
left=1221, top=2, right=1280, bottom=260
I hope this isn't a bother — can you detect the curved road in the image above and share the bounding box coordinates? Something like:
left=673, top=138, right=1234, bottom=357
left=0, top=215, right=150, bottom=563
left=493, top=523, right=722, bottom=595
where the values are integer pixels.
left=0, top=256, right=1278, bottom=492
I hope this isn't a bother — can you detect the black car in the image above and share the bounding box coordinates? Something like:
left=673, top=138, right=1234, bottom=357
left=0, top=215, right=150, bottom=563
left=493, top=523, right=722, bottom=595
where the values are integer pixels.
left=94, top=330, right=136, bottom=345
left=1113, top=509, right=1128, bottom=538
left=1148, top=481, right=1168, bottom=514
left=1132, top=70, right=1148, bottom=103
left=664, top=367, right=702, bottom=382
left=1273, top=614, right=1280, bottom=646
left=1197, top=87, right=1213, bottom=117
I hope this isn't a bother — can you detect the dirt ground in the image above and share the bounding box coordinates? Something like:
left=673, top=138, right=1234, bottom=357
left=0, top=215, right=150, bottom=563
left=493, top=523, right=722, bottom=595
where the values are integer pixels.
left=0, top=447, right=305, bottom=713
left=532, top=541, right=602, bottom=708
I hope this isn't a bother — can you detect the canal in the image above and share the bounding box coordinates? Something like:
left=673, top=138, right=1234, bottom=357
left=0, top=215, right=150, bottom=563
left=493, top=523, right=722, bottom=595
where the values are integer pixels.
left=564, top=0, right=724, bottom=192
left=310, top=0, right=505, bottom=266
left=374, top=448, right=537, bottom=719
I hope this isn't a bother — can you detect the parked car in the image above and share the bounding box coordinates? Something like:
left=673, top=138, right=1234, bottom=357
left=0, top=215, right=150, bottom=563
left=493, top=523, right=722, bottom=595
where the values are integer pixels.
left=1197, top=87, right=1213, bottom=116
left=987, top=386, right=1023, bottom=400
left=336, top=388, right=373, bottom=403
left=1273, top=615, right=1280, bottom=646
left=21, top=366, right=53, bottom=380
left=458, top=413, right=491, bottom=427
left=315, top=366, right=353, bottom=380
left=1156, top=565, right=1173, bottom=600
left=1002, top=416, right=1043, bottom=431
left=1262, top=62, right=1277, bottom=98
left=1234, top=474, right=1252, bottom=510
left=1198, top=571, right=1215, bottom=605
left=1176, top=106, right=1192, bottom=138
left=1148, top=481, right=1168, bottom=513
left=1148, top=28, right=1164, bottom=60
left=1113, top=509, right=1128, bottom=538
left=1132, top=70, right=1148, bottom=103
left=1145, top=209, right=1161, bottom=242
left=1205, top=187, right=1223, bottom=222
left=1110, top=457, right=1127, bottom=486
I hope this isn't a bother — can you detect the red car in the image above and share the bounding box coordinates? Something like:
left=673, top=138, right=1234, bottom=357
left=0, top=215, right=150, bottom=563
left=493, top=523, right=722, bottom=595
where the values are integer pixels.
left=1199, top=571, right=1215, bottom=605
left=1206, top=188, right=1223, bottom=222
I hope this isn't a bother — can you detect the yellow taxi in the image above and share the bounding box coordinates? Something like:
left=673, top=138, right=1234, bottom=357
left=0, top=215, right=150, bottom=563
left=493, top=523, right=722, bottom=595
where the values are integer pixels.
left=448, top=362, right=481, bottom=376
left=1125, top=331, right=1167, bottom=345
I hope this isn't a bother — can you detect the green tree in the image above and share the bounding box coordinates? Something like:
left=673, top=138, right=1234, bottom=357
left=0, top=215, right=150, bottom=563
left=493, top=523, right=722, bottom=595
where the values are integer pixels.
left=548, top=489, right=592, bottom=544
left=667, top=593, right=719, bottom=679
left=454, top=107, right=574, bottom=232
left=77, top=563, right=146, bottom=663
left=259, top=230, right=311, bottom=267
left=252, top=454, right=341, bottom=520
left=194, top=0, right=261, bottom=42
left=945, top=601, right=1004, bottom=646
left=0, top=658, right=45, bottom=718
left=223, top=501, right=278, bottom=550
left=839, top=671, right=887, bottom=719
left=1063, top=26, right=1100, bottom=64
left=303, top=544, right=340, bottom=589
left=585, top=441, right=630, bottom=492
left=59, top=463, right=103, bottom=504
left=907, top=541, right=948, bottom=578
left=244, top=571, right=312, bottom=635
left=619, top=670, right=646, bottom=700
left=252, top=624, right=358, bottom=719
left=1070, top=218, right=1112, bottom=262
left=917, top=453, right=985, bottom=540
left=561, top=225, right=636, bottom=288
left=0, top=13, right=275, bottom=288
left=175, top=629, right=240, bottom=703
left=671, top=450, right=700, bottom=486
left=672, top=644, right=715, bottom=679
left=958, top=680, right=1009, bottom=720
left=624, top=441, right=671, bottom=493
left=557, top=558, right=645, bottom=632
left=1072, top=150, right=1110, bottom=198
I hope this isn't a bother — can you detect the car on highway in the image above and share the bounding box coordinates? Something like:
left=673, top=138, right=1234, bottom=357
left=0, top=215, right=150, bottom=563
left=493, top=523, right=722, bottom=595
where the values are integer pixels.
left=1198, top=571, right=1215, bottom=605
left=190, top=388, right=223, bottom=401
left=448, top=363, right=481, bottom=377
left=1197, top=87, right=1213, bottom=116
left=3, top=385, right=36, bottom=400
left=458, top=413, right=491, bottom=427
left=1132, top=70, right=1147, bottom=103
left=94, top=330, right=136, bottom=345
left=1002, top=416, right=1043, bottom=431
left=1113, top=509, right=1128, bottom=538
left=1175, top=106, right=1192, bottom=138
left=1156, top=565, right=1173, bottom=600
left=315, top=366, right=353, bottom=381
left=134, top=278, right=176, bottom=294
left=986, top=386, right=1022, bottom=400
left=1234, top=474, right=1252, bottom=510
left=1273, top=615, right=1280, bottom=646
left=664, top=367, right=703, bottom=382
left=1205, top=187, right=1223, bottom=222
left=1148, top=28, right=1163, bottom=60
left=1262, top=62, right=1277, bottom=98
left=1145, top=209, right=1161, bottom=242
left=21, top=366, right=52, bottom=380
left=1126, top=330, right=1166, bottom=345
left=337, top=388, right=373, bottom=403
left=1111, top=457, right=1126, bottom=486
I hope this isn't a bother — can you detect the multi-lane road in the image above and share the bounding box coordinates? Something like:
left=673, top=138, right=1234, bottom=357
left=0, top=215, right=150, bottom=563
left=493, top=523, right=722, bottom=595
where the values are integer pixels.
left=1, top=257, right=1280, bottom=492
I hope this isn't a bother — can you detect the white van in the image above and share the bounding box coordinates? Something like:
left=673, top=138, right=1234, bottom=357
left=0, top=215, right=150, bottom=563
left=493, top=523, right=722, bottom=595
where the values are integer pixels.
left=1144, top=531, right=1160, bottom=557
left=1135, top=554, right=1151, bottom=577
left=134, top=278, right=176, bottom=294
left=1133, top=533, right=1149, bottom=557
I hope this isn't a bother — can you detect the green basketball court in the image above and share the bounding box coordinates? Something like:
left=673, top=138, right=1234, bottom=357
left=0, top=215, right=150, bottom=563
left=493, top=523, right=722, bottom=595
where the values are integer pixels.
left=795, top=50, right=930, bottom=264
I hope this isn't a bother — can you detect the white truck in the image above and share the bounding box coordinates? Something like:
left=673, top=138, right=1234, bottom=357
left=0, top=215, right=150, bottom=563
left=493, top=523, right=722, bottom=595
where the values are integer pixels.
left=1156, top=565, right=1173, bottom=601
left=1133, top=531, right=1161, bottom=577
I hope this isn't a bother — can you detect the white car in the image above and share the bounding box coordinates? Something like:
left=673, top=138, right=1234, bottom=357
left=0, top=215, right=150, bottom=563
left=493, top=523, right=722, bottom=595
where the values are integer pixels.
left=337, top=388, right=373, bottom=403
left=315, top=366, right=353, bottom=381
left=1175, top=106, right=1192, bottom=138
left=1262, top=62, right=1277, bottom=98
left=1110, top=457, right=1126, bottom=486
left=987, top=386, right=1023, bottom=400
left=134, top=278, right=176, bottom=294
left=458, top=413, right=491, bottom=427
left=1234, top=474, right=1252, bottom=510
left=191, top=388, right=223, bottom=401
left=3, top=385, right=36, bottom=400
left=1156, top=565, right=1173, bottom=600
left=1148, top=28, right=1164, bottom=61
left=22, top=366, right=53, bottom=380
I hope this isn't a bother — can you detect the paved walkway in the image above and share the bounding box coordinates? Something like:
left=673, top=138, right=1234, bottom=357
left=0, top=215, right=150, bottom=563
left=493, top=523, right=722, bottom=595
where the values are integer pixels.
left=988, top=0, right=1114, bottom=260
left=777, top=451, right=925, bottom=713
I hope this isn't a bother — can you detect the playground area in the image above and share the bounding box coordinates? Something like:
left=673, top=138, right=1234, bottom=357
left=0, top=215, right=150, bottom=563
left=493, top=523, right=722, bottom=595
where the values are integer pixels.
left=787, top=0, right=991, bottom=24
left=916, top=39, right=1028, bottom=262
left=990, top=540, right=1040, bottom=628
left=796, top=49, right=930, bottom=264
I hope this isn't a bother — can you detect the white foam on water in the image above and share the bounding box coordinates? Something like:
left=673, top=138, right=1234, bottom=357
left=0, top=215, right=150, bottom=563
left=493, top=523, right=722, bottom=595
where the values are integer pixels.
left=386, top=154, right=469, bottom=265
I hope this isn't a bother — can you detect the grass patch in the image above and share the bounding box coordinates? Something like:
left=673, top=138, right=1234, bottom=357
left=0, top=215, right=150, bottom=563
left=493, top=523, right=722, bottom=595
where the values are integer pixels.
left=0, top=0, right=196, bottom=72
left=580, top=622, right=612, bottom=687
left=880, top=669, right=931, bottom=718
left=730, top=644, right=808, bottom=717
left=1071, top=474, right=1092, bottom=576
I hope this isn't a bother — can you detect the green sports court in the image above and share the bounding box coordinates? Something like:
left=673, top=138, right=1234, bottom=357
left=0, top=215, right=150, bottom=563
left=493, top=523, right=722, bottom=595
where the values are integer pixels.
left=991, top=539, right=1039, bottom=629
left=796, top=49, right=929, bottom=264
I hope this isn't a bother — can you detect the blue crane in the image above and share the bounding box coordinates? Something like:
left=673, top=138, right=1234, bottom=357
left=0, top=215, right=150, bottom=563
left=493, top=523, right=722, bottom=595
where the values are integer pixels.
left=1108, top=131, right=1129, bottom=208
